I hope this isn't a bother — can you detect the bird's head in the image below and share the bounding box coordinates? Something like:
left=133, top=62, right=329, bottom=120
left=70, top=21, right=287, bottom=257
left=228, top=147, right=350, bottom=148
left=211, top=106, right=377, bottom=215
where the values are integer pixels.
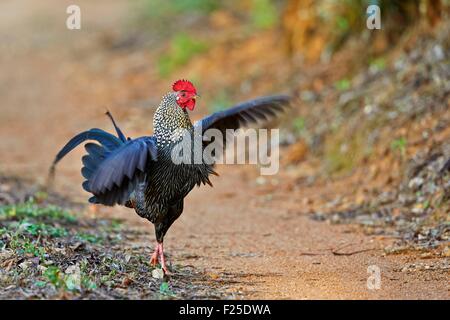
left=172, top=79, right=198, bottom=111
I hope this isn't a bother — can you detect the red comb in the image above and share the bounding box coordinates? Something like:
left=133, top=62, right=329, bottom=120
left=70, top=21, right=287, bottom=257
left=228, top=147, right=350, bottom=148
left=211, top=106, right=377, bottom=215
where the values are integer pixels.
left=172, top=79, right=196, bottom=93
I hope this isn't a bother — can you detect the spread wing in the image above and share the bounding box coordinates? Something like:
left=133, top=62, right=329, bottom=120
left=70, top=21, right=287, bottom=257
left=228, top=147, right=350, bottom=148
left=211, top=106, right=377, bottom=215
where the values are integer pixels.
left=87, top=136, right=157, bottom=206
left=197, top=95, right=290, bottom=134
left=195, top=95, right=290, bottom=147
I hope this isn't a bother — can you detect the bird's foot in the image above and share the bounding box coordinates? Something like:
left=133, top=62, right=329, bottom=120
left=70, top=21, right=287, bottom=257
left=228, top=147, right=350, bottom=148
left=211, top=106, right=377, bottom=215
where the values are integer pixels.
left=150, top=243, right=160, bottom=266
left=150, top=242, right=170, bottom=275
left=159, top=244, right=170, bottom=275
left=150, top=251, right=159, bottom=266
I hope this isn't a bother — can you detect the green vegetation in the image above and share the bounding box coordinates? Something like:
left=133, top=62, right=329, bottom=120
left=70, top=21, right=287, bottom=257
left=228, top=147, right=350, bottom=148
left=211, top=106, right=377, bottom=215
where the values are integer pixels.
left=293, top=117, right=306, bottom=135
left=0, top=202, right=105, bottom=295
left=335, top=15, right=350, bottom=32
left=143, top=0, right=219, bottom=18
left=391, top=137, right=407, bottom=158
left=159, top=281, right=176, bottom=297
left=0, top=201, right=77, bottom=223
left=76, top=232, right=103, bottom=244
left=0, top=202, right=73, bottom=259
left=0, top=200, right=200, bottom=298
left=20, top=239, right=46, bottom=258
left=21, top=222, right=68, bottom=238
left=250, top=0, right=278, bottom=30
left=0, top=202, right=78, bottom=261
left=158, top=33, right=208, bottom=77
left=369, top=57, right=387, bottom=72
left=42, top=266, right=65, bottom=289
left=37, top=265, right=97, bottom=292
left=334, top=78, right=351, bottom=91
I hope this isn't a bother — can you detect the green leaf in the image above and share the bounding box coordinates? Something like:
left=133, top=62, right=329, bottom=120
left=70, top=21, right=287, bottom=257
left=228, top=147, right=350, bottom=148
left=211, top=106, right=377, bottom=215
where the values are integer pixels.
left=390, top=137, right=407, bottom=156
left=159, top=281, right=175, bottom=297
left=293, top=117, right=306, bottom=134
left=335, top=78, right=351, bottom=91
left=44, top=266, right=64, bottom=288
left=35, top=281, right=47, bottom=288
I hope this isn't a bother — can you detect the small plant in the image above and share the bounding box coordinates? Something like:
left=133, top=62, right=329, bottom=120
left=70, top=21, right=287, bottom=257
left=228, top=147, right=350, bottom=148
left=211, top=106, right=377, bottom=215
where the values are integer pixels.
left=40, top=265, right=97, bottom=292
left=391, top=137, right=407, bottom=158
left=43, top=266, right=65, bottom=289
left=22, top=222, right=68, bottom=238
left=293, top=117, right=306, bottom=135
left=76, top=232, right=103, bottom=244
left=22, top=240, right=46, bottom=258
left=159, top=281, right=176, bottom=297
left=33, top=191, right=49, bottom=203
left=81, top=276, right=97, bottom=290
left=336, top=15, right=350, bottom=32
left=110, top=219, right=123, bottom=231
left=369, top=57, right=386, bottom=72
left=7, top=230, right=46, bottom=259
left=335, top=78, right=351, bottom=91
left=100, top=269, right=117, bottom=286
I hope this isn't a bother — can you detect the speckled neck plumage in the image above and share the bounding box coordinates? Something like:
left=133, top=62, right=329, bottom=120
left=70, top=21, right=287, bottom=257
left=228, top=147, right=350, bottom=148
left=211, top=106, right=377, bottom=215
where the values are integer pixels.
left=153, top=92, right=193, bottom=147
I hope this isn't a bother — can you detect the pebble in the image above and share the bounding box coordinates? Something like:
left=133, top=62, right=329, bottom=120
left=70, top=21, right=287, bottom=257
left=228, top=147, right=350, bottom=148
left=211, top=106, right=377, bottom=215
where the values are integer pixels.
left=151, top=268, right=164, bottom=279
left=37, top=265, right=47, bottom=273
left=431, top=45, right=445, bottom=61
left=255, top=177, right=266, bottom=185
left=442, top=246, right=450, bottom=257
left=408, top=177, right=424, bottom=190
left=65, top=264, right=80, bottom=274
left=19, top=261, right=31, bottom=271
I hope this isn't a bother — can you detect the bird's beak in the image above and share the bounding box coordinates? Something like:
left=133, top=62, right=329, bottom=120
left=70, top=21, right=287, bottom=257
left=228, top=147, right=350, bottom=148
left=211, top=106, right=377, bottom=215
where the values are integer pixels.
left=194, top=94, right=200, bottom=99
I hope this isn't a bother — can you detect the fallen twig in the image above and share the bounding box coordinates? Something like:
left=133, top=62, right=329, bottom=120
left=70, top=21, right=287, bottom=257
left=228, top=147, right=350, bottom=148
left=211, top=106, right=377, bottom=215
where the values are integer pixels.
left=331, top=248, right=376, bottom=256
left=298, top=252, right=326, bottom=256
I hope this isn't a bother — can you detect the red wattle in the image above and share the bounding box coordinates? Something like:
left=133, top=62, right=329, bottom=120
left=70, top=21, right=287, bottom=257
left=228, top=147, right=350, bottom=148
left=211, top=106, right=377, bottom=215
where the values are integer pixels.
left=185, top=99, right=195, bottom=110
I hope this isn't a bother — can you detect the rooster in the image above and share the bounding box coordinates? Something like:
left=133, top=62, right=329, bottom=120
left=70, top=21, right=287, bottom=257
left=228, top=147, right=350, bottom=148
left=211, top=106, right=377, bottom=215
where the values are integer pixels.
left=50, top=80, right=290, bottom=273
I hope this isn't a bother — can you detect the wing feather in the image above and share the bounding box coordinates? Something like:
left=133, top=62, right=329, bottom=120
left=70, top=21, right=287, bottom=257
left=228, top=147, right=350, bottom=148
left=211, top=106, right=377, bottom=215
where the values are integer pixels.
left=88, top=136, right=157, bottom=205
left=196, top=95, right=290, bottom=147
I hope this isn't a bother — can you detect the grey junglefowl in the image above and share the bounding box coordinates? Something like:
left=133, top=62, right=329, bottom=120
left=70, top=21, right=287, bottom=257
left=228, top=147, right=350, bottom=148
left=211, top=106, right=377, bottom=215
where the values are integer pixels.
left=50, top=79, right=290, bottom=273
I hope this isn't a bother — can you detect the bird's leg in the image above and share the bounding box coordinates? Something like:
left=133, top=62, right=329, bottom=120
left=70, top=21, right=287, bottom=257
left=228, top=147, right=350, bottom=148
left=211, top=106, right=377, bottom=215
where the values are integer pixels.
left=150, top=242, right=160, bottom=266
left=150, top=242, right=170, bottom=274
left=158, top=242, right=170, bottom=274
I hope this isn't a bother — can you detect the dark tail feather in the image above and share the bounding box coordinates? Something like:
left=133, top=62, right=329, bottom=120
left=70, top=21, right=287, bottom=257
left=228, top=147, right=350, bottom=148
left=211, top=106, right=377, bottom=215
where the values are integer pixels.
left=105, top=111, right=127, bottom=142
left=197, top=167, right=219, bottom=187
left=48, top=128, right=124, bottom=191
left=52, top=129, right=122, bottom=166
left=80, top=142, right=111, bottom=203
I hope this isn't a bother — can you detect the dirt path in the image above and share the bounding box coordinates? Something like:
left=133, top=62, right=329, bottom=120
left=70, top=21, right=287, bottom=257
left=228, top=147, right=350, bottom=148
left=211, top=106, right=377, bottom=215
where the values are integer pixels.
left=0, top=0, right=448, bottom=299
